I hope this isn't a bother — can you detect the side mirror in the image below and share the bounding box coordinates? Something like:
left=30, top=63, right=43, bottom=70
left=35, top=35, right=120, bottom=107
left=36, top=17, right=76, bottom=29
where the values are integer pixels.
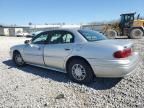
left=24, top=40, right=30, bottom=44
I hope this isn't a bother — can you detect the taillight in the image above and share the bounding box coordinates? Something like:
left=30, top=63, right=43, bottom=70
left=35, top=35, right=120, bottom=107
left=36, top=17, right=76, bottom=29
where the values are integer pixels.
left=113, top=48, right=132, bottom=58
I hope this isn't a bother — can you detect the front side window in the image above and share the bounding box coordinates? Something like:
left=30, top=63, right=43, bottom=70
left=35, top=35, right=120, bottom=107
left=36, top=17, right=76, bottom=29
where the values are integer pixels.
left=78, top=29, right=107, bottom=41
left=49, top=33, right=62, bottom=44
left=32, top=33, right=48, bottom=44
left=49, top=31, right=74, bottom=44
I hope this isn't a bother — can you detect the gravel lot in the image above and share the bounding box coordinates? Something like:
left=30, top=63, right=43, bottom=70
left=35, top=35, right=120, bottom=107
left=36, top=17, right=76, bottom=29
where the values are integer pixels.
left=0, top=36, right=144, bottom=108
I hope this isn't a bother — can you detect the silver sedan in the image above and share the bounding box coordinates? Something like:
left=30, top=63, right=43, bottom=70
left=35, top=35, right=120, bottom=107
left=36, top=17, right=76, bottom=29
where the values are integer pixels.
left=10, top=29, right=139, bottom=83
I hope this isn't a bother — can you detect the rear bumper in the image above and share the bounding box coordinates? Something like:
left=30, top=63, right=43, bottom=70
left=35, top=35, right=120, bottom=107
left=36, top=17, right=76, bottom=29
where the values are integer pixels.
left=88, top=52, right=140, bottom=77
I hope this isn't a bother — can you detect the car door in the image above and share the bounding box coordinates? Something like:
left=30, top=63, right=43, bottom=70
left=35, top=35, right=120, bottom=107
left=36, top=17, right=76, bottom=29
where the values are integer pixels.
left=44, top=30, right=75, bottom=70
left=23, top=32, right=49, bottom=65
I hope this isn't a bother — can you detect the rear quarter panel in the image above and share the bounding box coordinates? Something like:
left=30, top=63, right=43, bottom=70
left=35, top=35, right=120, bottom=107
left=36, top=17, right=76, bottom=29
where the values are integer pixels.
left=69, top=42, right=120, bottom=60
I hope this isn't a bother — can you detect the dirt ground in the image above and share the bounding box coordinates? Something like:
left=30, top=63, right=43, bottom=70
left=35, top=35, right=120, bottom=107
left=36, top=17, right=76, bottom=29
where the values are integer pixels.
left=0, top=36, right=144, bottom=108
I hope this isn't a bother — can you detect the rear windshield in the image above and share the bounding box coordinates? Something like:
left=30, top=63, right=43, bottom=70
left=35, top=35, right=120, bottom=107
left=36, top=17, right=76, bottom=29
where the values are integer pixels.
left=78, top=29, right=107, bottom=41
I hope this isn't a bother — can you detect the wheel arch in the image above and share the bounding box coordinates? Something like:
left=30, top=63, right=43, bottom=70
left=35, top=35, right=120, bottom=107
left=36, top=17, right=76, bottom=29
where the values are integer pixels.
left=130, top=26, right=144, bottom=33
left=12, top=50, right=20, bottom=59
left=65, top=56, right=94, bottom=74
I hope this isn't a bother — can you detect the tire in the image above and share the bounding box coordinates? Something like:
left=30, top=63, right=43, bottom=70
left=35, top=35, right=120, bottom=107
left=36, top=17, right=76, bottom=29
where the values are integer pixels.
left=13, top=52, right=25, bottom=67
left=67, top=59, right=94, bottom=84
left=106, top=29, right=117, bottom=39
left=130, top=28, right=143, bottom=39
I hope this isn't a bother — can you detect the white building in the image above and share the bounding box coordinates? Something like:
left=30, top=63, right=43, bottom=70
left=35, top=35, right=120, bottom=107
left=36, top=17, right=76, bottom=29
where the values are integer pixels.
left=0, top=26, right=30, bottom=36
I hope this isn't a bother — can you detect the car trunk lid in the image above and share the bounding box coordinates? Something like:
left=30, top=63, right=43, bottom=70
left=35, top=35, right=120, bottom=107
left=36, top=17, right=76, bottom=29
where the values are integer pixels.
left=91, top=40, right=133, bottom=50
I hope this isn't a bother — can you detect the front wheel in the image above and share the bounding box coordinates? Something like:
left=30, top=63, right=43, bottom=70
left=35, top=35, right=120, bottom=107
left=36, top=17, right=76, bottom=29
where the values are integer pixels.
left=106, top=29, right=117, bottom=39
left=67, top=59, right=94, bottom=84
left=13, top=52, right=25, bottom=67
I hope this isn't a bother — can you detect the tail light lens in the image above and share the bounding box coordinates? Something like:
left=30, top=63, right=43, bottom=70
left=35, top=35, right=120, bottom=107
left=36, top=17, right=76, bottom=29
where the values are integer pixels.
left=113, top=48, right=132, bottom=58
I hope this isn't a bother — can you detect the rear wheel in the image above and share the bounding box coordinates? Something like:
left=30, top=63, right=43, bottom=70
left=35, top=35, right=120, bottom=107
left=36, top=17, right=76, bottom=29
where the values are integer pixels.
left=13, top=52, right=25, bottom=67
left=130, top=28, right=143, bottom=39
left=67, top=59, right=94, bottom=84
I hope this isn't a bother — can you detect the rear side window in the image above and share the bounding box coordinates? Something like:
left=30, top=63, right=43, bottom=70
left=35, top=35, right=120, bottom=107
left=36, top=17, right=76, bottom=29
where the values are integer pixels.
left=49, top=31, right=74, bottom=44
left=62, top=33, right=74, bottom=43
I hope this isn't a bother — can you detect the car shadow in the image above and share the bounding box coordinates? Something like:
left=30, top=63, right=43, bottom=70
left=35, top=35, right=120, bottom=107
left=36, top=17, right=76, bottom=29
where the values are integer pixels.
left=3, top=60, right=122, bottom=90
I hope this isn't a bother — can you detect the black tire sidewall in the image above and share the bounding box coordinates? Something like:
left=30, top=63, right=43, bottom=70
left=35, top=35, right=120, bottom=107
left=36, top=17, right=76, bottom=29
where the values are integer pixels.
left=67, top=59, right=94, bottom=84
left=13, top=52, right=25, bottom=67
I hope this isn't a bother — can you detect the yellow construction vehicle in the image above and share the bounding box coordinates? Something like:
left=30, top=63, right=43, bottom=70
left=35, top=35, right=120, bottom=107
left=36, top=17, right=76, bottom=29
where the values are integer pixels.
left=105, top=12, right=144, bottom=39
left=82, top=12, right=144, bottom=39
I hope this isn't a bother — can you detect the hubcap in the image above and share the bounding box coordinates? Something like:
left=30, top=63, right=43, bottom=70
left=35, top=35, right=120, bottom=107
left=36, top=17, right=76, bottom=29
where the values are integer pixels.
left=72, top=64, right=86, bottom=81
left=135, top=31, right=141, bottom=36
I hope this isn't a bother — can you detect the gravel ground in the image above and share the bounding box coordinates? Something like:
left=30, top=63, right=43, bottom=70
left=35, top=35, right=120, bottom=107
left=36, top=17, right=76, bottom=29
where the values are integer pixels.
left=0, top=36, right=144, bottom=108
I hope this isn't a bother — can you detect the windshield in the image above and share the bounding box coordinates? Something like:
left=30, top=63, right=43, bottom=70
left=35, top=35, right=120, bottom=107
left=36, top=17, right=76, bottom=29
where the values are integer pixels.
left=78, top=29, right=107, bottom=41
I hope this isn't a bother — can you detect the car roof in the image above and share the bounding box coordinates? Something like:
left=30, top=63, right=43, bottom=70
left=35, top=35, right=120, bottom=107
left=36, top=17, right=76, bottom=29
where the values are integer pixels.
left=41, top=28, right=80, bottom=33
